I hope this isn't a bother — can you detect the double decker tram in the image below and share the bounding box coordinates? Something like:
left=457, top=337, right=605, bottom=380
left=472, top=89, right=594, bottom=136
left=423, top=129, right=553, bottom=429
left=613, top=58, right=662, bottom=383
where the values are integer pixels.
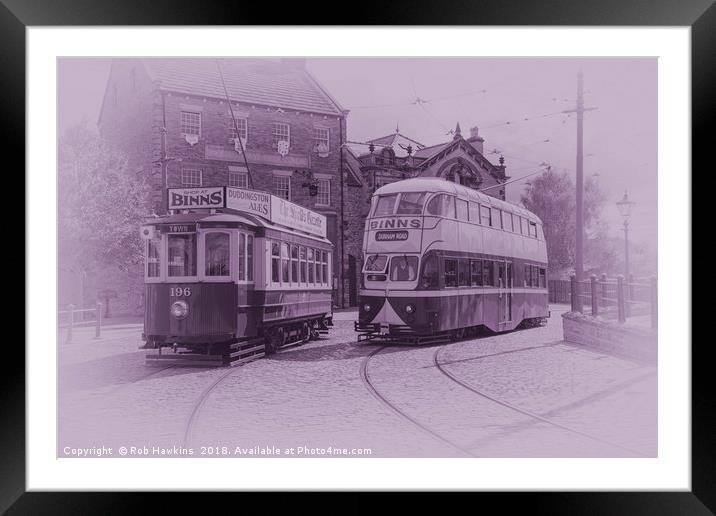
left=356, top=178, right=549, bottom=344
left=141, top=186, right=333, bottom=366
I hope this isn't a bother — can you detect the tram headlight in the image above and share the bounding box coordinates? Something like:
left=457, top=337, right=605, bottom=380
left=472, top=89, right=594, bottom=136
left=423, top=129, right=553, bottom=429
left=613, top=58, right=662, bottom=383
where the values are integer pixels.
left=170, top=300, right=189, bottom=319
left=363, top=303, right=372, bottom=312
left=405, top=304, right=415, bottom=314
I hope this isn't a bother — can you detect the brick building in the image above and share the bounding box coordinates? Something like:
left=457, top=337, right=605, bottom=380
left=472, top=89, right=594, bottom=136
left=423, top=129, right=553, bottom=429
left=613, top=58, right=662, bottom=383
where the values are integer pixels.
left=98, top=58, right=363, bottom=308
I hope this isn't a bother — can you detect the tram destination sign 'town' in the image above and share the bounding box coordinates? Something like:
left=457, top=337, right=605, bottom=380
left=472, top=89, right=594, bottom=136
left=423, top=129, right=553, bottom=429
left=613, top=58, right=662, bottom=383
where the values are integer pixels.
left=167, top=186, right=327, bottom=239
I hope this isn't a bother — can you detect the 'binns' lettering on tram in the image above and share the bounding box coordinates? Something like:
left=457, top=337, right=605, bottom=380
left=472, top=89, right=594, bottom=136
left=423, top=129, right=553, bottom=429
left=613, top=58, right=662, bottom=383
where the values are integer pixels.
left=171, top=191, right=224, bottom=208
left=369, top=218, right=421, bottom=230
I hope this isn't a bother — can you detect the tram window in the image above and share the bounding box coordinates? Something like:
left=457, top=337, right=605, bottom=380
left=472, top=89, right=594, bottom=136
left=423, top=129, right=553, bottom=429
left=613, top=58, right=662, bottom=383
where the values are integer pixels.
left=316, top=248, right=323, bottom=284
left=537, top=224, right=544, bottom=241
left=469, top=202, right=480, bottom=224
left=444, top=259, right=458, bottom=287
left=539, top=268, right=546, bottom=288
left=281, top=243, right=290, bottom=284
left=505, top=213, right=514, bottom=232
left=364, top=254, right=388, bottom=272
left=168, top=234, right=197, bottom=277
left=490, top=207, right=501, bottom=228
left=524, top=265, right=531, bottom=287
left=291, top=245, right=299, bottom=285
left=421, top=254, right=439, bottom=289
left=529, top=221, right=538, bottom=238
left=322, top=251, right=328, bottom=285
left=307, top=248, right=315, bottom=284
left=396, top=192, right=427, bottom=214
left=470, top=259, right=483, bottom=286
left=374, top=194, right=398, bottom=216
left=246, top=235, right=254, bottom=281
left=271, top=241, right=280, bottom=283
left=480, top=205, right=491, bottom=226
left=206, top=232, right=230, bottom=277
left=426, top=194, right=456, bottom=218
left=456, top=199, right=469, bottom=221
left=238, top=233, right=246, bottom=280
left=390, top=256, right=418, bottom=281
left=520, top=217, right=527, bottom=235
left=531, top=265, right=540, bottom=287
left=483, top=260, right=494, bottom=287
left=147, top=238, right=161, bottom=277
left=299, top=246, right=307, bottom=283
left=458, top=260, right=470, bottom=286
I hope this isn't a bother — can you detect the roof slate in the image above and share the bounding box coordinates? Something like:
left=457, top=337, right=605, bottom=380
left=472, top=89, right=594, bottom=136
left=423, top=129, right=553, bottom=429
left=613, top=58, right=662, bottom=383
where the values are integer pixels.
left=141, top=58, right=344, bottom=116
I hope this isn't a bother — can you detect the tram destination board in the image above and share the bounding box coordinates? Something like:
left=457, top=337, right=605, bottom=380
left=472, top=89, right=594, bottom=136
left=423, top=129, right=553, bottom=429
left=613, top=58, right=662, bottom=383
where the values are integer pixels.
left=375, top=230, right=409, bottom=241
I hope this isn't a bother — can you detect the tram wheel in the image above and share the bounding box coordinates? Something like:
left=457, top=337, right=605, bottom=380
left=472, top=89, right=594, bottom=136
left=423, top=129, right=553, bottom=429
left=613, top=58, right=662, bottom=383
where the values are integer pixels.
left=265, top=327, right=284, bottom=355
left=300, top=322, right=310, bottom=343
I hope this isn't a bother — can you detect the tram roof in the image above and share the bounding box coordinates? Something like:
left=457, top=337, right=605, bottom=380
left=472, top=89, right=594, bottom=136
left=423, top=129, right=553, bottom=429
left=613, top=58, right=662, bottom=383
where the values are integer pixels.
left=144, top=210, right=332, bottom=244
left=374, top=178, right=541, bottom=222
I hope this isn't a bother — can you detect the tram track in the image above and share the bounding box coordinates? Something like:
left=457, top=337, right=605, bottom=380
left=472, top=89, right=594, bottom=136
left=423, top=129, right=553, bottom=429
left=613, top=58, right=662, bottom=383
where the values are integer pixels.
left=360, top=345, right=476, bottom=457
left=432, top=346, right=650, bottom=457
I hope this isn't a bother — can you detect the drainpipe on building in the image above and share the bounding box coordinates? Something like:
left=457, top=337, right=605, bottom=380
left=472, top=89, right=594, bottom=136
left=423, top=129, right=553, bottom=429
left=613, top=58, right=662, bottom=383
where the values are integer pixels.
left=339, top=116, right=346, bottom=309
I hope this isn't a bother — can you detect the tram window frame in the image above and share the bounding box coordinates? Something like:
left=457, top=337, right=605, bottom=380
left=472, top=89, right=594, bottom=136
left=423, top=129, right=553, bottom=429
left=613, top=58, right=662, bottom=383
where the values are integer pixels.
left=524, top=264, right=531, bottom=287
left=531, top=265, right=540, bottom=287
left=420, top=254, right=439, bottom=289
left=373, top=194, right=398, bottom=216
left=469, top=202, right=480, bottom=224
left=539, top=268, right=546, bottom=288
left=246, top=234, right=254, bottom=282
left=505, top=212, right=514, bottom=232
left=483, top=260, right=494, bottom=287
left=444, top=258, right=458, bottom=288
left=426, top=194, right=456, bottom=218
left=470, top=259, right=483, bottom=286
left=307, top=248, right=315, bottom=284
left=316, top=248, right=323, bottom=284
left=238, top=233, right=246, bottom=281
left=146, top=237, right=162, bottom=279
left=456, top=198, right=469, bottom=221
left=480, top=204, right=492, bottom=226
left=167, top=233, right=198, bottom=279
left=389, top=256, right=419, bottom=282
left=529, top=221, right=538, bottom=238
left=299, top=246, right=307, bottom=284
left=520, top=217, right=527, bottom=235
left=396, top=192, right=427, bottom=215
left=490, top=207, right=501, bottom=228
left=271, top=241, right=280, bottom=283
left=204, top=231, right=231, bottom=279
left=281, top=242, right=290, bottom=284
left=321, top=251, right=328, bottom=285
left=291, top=245, right=299, bottom=285
left=458, top=259, right=470, bottom=286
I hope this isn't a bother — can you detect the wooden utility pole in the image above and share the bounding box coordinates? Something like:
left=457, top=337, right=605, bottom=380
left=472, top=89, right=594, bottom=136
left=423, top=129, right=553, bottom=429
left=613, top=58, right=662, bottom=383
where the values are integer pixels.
left=563, top=69, right=597, bottom=311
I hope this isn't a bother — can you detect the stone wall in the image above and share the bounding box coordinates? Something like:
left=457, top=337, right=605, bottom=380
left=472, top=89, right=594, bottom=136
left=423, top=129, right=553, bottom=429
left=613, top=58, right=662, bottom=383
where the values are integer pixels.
left=562, top=311, right=657, bottom=364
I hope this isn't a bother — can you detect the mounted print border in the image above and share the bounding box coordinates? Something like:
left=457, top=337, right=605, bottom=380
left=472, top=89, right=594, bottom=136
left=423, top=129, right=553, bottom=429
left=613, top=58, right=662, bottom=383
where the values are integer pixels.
left=7, top=0, right=712, bottom=513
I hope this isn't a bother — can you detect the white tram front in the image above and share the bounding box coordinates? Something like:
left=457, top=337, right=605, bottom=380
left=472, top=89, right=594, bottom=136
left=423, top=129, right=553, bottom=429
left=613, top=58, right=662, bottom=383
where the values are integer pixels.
left=141, top=186, right=333, bottom=361
left=356, top=178, right=549, bottom=341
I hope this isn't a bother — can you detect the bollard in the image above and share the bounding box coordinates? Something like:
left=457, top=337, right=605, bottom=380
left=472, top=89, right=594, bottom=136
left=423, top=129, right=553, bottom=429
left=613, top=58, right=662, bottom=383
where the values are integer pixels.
left=67, top=304, right=75, bottom=344
left=570, top=274, right=576, bottom=312
left=651, top=276, right=658, bottom=329
left=95, top=301, right=102, bottom=339
left=590, top=275, right=598, bottom=316
left=617, top=275, right=625, bottom=323
left=601, top=273, right=607, bottom=309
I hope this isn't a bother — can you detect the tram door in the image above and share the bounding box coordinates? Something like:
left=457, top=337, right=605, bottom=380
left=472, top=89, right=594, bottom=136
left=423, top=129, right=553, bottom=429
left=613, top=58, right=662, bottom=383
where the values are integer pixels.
left=498, top=261, right=512, bottom=326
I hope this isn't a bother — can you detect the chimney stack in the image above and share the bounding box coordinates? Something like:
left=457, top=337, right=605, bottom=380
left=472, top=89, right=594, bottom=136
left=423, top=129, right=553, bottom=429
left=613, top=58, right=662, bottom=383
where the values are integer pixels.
left=468, top=126, right=485, bottom=154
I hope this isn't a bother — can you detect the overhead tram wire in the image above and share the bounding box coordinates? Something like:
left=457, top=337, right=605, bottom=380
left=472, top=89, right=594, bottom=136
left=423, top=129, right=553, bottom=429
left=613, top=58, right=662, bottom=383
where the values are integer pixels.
left=216, top=59, right=255, bottom=189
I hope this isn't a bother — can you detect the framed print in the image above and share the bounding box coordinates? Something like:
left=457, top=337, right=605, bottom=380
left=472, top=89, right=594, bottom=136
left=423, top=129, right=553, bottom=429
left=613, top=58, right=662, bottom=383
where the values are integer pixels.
left=8, top=0, right=714, bottom=512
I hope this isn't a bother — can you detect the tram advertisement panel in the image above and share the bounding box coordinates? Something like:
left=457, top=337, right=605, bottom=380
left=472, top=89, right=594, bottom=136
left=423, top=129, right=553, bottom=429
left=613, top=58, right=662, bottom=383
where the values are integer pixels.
left=225, top=188, right=271, bottom=218
left=365, top=216, right=422, bottom=253
left=271, top=197, right=326, bottom=238
left=168, top=187, right=225, bottom=210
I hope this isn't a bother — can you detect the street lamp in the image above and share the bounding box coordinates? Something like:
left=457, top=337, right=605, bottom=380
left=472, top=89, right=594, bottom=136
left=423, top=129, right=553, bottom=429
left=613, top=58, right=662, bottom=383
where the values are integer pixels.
left=616, top=190, right=636, bottom=299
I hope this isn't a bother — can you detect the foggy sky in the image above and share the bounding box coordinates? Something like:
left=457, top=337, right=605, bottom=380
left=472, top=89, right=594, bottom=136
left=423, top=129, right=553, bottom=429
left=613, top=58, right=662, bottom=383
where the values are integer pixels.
left=58, top=57, right=657, bottom=247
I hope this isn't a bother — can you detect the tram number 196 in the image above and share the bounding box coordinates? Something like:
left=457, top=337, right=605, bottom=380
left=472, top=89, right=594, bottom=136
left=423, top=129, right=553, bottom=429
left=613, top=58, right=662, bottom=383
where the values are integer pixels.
left=170, top=287, right=192, bottom=297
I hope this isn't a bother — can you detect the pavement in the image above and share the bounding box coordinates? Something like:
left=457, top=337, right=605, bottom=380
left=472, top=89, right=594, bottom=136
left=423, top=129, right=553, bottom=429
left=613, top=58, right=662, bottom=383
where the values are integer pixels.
left=58, top=304, right=657, bottom=458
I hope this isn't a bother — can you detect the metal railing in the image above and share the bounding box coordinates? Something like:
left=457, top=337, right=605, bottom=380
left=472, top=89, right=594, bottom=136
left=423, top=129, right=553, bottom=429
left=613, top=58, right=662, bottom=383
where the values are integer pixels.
left=58, top=302, right=103, bottom=343
left=568, top=274, right=657, bottom=329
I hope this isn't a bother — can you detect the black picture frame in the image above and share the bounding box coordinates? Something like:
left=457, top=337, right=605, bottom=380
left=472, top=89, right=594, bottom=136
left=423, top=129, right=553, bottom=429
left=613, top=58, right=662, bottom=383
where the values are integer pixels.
left=8, top=0, right=711, bottom=512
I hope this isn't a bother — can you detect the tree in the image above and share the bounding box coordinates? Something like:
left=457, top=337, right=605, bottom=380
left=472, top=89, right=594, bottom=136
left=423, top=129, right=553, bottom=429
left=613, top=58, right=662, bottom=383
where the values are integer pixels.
left=58, top=123, right=150, bottom=296
left=520, top=169, right=611, bottom=275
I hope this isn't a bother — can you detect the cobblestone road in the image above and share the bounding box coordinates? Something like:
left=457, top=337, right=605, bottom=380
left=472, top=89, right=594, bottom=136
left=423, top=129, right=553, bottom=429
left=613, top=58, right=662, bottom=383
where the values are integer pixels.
left=59, top=305, right=656, bottom=458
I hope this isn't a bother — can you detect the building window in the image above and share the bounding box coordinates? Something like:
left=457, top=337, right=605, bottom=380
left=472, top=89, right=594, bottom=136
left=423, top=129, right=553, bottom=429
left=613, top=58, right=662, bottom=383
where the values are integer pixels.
left=316, top=179, right=330, bottom=206
left=180, top=111, right=201, bottom=136
left=181, top=168, right=202, bottom=187
left=229, top=168, right=248, bottom=188
left=272, top=122, right=290, bottom=147
left=274, top=175, right=291, bottom=200
left=313, top=127, right=329, bottom=148
left=228, top=117, right=248, bottom=143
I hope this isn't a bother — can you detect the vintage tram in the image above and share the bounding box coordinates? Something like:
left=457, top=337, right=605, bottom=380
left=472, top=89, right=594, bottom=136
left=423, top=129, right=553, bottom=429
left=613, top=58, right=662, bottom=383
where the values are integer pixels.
left=141, top=186, right=333, bottom=365
left=355, top=178, right=549, bottom=343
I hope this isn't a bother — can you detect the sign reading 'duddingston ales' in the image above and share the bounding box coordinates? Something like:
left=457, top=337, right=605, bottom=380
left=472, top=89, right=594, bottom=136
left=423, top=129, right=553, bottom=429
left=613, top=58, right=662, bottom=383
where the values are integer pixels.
left=166, top=187, right=327, bottom=239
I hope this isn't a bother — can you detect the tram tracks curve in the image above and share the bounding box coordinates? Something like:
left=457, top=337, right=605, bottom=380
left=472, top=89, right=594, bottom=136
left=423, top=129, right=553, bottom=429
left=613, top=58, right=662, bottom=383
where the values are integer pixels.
left=432, top=346, right=651, bottom=457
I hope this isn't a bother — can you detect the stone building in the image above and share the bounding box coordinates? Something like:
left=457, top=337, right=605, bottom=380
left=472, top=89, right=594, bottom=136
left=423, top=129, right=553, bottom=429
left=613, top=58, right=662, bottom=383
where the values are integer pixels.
left=98, top=58, right=362, bottom=309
